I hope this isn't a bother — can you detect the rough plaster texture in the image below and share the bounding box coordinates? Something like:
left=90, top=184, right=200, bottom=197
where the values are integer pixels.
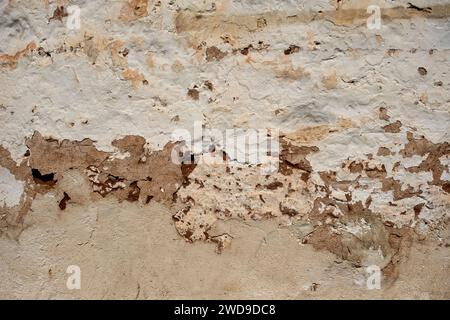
left=0, top=0, right=449, bottom=299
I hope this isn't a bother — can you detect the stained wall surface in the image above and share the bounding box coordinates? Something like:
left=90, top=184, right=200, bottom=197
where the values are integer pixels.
left=0, top=0, right=449, bottom=299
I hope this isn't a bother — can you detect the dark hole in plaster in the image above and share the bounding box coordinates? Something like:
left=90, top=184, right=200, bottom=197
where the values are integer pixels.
left=127, top=181, right=141, bottom=202
left=58, top=192, right=71, bottom=210
left=284, top=45, right=300, bottom=55
left=32, top=168, right=57, bottom=184
left=418, top=67, right=427, bottom=76
left=407, top=2, right=432, bottom=13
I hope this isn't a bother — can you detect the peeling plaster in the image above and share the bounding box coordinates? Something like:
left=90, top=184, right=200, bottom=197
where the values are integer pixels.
left=0, top=166, right=24, bottom=208
left=0, top=0, right=449, bottom=299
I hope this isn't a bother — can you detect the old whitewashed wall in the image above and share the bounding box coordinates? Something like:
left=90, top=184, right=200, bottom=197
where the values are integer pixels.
left=0, top=0, right=449, bottom=299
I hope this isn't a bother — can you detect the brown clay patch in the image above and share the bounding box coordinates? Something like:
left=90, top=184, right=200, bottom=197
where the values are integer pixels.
left=279, top=140, right=319, bottom=175
left=122, top=68, right=146, bottom=88
left=322, top=71, right=338, bottom=89
left=383, top=120, right=402, bottom=133
left=48, top=6, right=68, bottom=23
left=119, top=0, right=149, bottom=22
left=23, top=131, right=195, bottom=207
left=0, top=42, right=37, bottom=69
left=187, top=88, right=200, bottom=100
left=400, top=132, right=450, bottom=186
left=205, top=46, right=226, bottom=62
left=58, top=192, right=71, bottom=210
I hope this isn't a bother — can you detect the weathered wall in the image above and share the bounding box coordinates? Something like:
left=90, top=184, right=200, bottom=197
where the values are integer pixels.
left=0, top=0, right=449, bottom=299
